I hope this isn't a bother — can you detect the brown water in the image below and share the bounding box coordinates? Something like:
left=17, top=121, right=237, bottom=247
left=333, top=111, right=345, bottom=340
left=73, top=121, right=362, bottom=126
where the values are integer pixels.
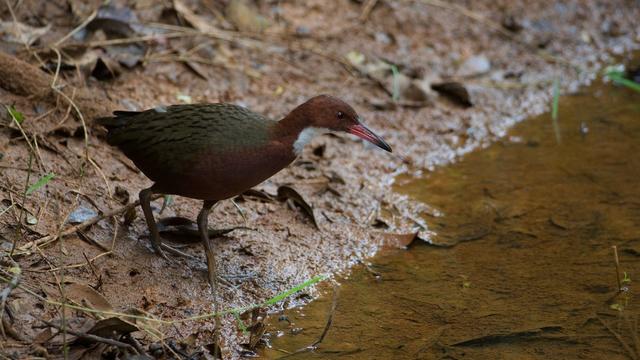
left=259, top=81, right=640, bottom=359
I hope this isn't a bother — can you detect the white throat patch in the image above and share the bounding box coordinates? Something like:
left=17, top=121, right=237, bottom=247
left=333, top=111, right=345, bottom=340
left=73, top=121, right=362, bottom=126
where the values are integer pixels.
left=293, top=127, right=327, bottom=156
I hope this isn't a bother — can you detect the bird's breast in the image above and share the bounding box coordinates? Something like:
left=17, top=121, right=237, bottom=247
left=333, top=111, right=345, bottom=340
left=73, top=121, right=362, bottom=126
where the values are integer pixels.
left=150, top=141, right=296, bottom=200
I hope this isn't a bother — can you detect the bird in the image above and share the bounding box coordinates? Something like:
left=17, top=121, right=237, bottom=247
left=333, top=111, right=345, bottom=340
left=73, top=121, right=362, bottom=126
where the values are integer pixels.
left=97, top=95, right=392, bottom=288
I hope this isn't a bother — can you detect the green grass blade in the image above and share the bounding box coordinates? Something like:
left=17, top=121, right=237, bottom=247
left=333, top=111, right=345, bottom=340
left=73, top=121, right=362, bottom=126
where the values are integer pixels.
left=6, top=105, right=24, bottom=124
left=26, top=173, right=55, bottom=195
left=263, top=274, right=327, bottom=306
left=607, top=71, right=640, bottom=93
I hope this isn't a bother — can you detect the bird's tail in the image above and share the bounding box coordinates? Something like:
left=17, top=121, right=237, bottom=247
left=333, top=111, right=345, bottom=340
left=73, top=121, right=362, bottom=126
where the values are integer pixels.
left=95, top=111, right=140, bottom=130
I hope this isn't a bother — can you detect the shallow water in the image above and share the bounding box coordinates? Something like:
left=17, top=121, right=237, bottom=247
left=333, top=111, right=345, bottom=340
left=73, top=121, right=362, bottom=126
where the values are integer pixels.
left=259, top=81, right=640, bottom=359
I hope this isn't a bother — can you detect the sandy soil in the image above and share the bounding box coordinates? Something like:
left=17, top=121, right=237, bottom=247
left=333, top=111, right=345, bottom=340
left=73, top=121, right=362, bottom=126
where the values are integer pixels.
left=0, top=0, right=638, bottom=358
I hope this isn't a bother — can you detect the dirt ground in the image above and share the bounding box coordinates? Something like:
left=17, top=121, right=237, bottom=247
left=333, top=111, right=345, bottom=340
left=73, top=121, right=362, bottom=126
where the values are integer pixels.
left=0, top=0, right=638, bottom=358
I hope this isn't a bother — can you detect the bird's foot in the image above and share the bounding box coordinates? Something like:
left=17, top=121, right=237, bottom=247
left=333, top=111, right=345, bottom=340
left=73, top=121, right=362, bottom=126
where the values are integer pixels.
left=147, top=232, right=196, bottom=263
left=160, top=243, right=198, bottom=261
left=157, top=216, right=249, bottom=240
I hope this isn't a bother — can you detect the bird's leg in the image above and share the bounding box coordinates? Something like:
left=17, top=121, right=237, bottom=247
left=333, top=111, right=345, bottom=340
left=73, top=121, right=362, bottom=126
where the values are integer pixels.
left=197, top=200, right=221, bottom=360
left=197, top=200, right=218, bottom=290
left=139, top=187, right=167, bottom=259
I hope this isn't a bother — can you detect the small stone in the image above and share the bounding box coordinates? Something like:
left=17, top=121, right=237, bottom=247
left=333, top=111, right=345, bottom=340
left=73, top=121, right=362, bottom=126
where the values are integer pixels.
left=295, top=26, right=311, bottom=37
left=458, top=55, right=491, bottom=77
left=374, top=31, right=392, bottom=44
left=68, top=206, right=98, bottom=224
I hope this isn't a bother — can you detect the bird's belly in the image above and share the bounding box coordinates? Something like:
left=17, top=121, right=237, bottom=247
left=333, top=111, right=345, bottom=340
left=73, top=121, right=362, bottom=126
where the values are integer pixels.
left=149, top=146, right=295, bottom=200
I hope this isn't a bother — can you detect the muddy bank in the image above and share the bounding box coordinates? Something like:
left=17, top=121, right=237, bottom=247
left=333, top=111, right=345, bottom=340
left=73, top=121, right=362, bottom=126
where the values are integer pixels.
left=0, top=0, right=638, bottom=358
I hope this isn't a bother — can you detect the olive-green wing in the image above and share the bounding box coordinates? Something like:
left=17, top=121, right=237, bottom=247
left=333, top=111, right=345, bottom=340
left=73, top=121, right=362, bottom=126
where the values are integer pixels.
left=97, top=103, right=275, bottom=166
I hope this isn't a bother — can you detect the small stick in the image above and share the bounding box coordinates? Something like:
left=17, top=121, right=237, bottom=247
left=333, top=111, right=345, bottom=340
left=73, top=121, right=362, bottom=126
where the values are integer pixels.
left=310, top=285, right=339, bottom=348
left=280, top=285, right=339, bottom=358
left=124, top=333, right=148, bottom=357
left=597, top=316, right=637, bottom=360
left=359, top=0, right=379, bottom=21
left=613, top=245, right=622, bottom=291
left=11, top=153, right=32, bottom=256
left=16, top=195, right=161, bottom=253
left=41, top=319, right=137, bottom=353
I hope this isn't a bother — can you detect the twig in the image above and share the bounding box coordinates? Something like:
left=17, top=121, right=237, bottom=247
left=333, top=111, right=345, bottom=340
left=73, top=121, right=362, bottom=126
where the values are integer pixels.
left=124, top=333, right=148, bottom=357
left=16, top=196, right=160, bottom=254
left=41, top=319, right=137, bottom=353
left=10, top=153, right=32, bottom=256
left=310, top=285, right=338, bottom=348
left=360, top=0, right=379, bottom=22
left=5, top=106, right=41, bottom=168
left=43, top=249, right=112, bottom=272
left=597, top=316, right=637, bottom=360
left=613, top=245, right=623, bottom=291
left=279, top=285, right=339, bottom=358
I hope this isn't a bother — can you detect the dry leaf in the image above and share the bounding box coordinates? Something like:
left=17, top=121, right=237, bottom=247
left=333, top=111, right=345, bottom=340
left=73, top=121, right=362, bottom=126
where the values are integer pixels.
left=65, top=283, right=113, bottom=312
left=86, top=317, right=138, bottom=339
left=277, top=185, right=319, bottom=229
left=431, top=81, right=473, bottom=108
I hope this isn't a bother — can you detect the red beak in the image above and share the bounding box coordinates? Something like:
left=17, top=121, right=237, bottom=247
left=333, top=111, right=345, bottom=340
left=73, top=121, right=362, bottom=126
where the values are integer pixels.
left=348, top=122, right=392, bottom=152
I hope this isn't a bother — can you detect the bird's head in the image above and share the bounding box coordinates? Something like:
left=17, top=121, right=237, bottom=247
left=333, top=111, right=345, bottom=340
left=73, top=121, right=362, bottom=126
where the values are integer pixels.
left=290, top=95, right=392, bottom=154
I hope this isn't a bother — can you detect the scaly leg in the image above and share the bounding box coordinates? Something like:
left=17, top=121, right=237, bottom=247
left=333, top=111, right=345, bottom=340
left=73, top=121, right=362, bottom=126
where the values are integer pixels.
left=198, top=201, right=221, bottom=360
left=139, top=187, right=167, bottom=259
left=197, top=200, right=218, bottom=290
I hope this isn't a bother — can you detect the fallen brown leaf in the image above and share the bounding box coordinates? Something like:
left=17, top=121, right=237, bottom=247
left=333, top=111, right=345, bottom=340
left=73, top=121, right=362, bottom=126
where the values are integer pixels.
left=65, top=283, right=113, bottom=312
left=431, top=81, right=473, bottom=108
left=277, top=185, right=319, bottom=229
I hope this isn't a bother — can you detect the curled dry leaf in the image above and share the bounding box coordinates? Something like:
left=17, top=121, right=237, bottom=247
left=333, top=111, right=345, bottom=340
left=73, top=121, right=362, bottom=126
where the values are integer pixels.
left=86, top=4, right=139, bottom=39
left=277, top=185, right=319, bottom=229
left=86, top=317, right=138, bottom=339
left=65, top=283, right=113, bottom=312
left=237, top=188, right=276, bottom=202
left=84, top=5, right=145, bottom=70
left=431, top=82, right=473, bottom=108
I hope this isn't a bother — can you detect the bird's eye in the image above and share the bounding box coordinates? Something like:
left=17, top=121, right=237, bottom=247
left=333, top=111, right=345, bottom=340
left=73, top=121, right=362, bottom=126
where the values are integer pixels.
left=336, top=111, right=344, bottom=119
